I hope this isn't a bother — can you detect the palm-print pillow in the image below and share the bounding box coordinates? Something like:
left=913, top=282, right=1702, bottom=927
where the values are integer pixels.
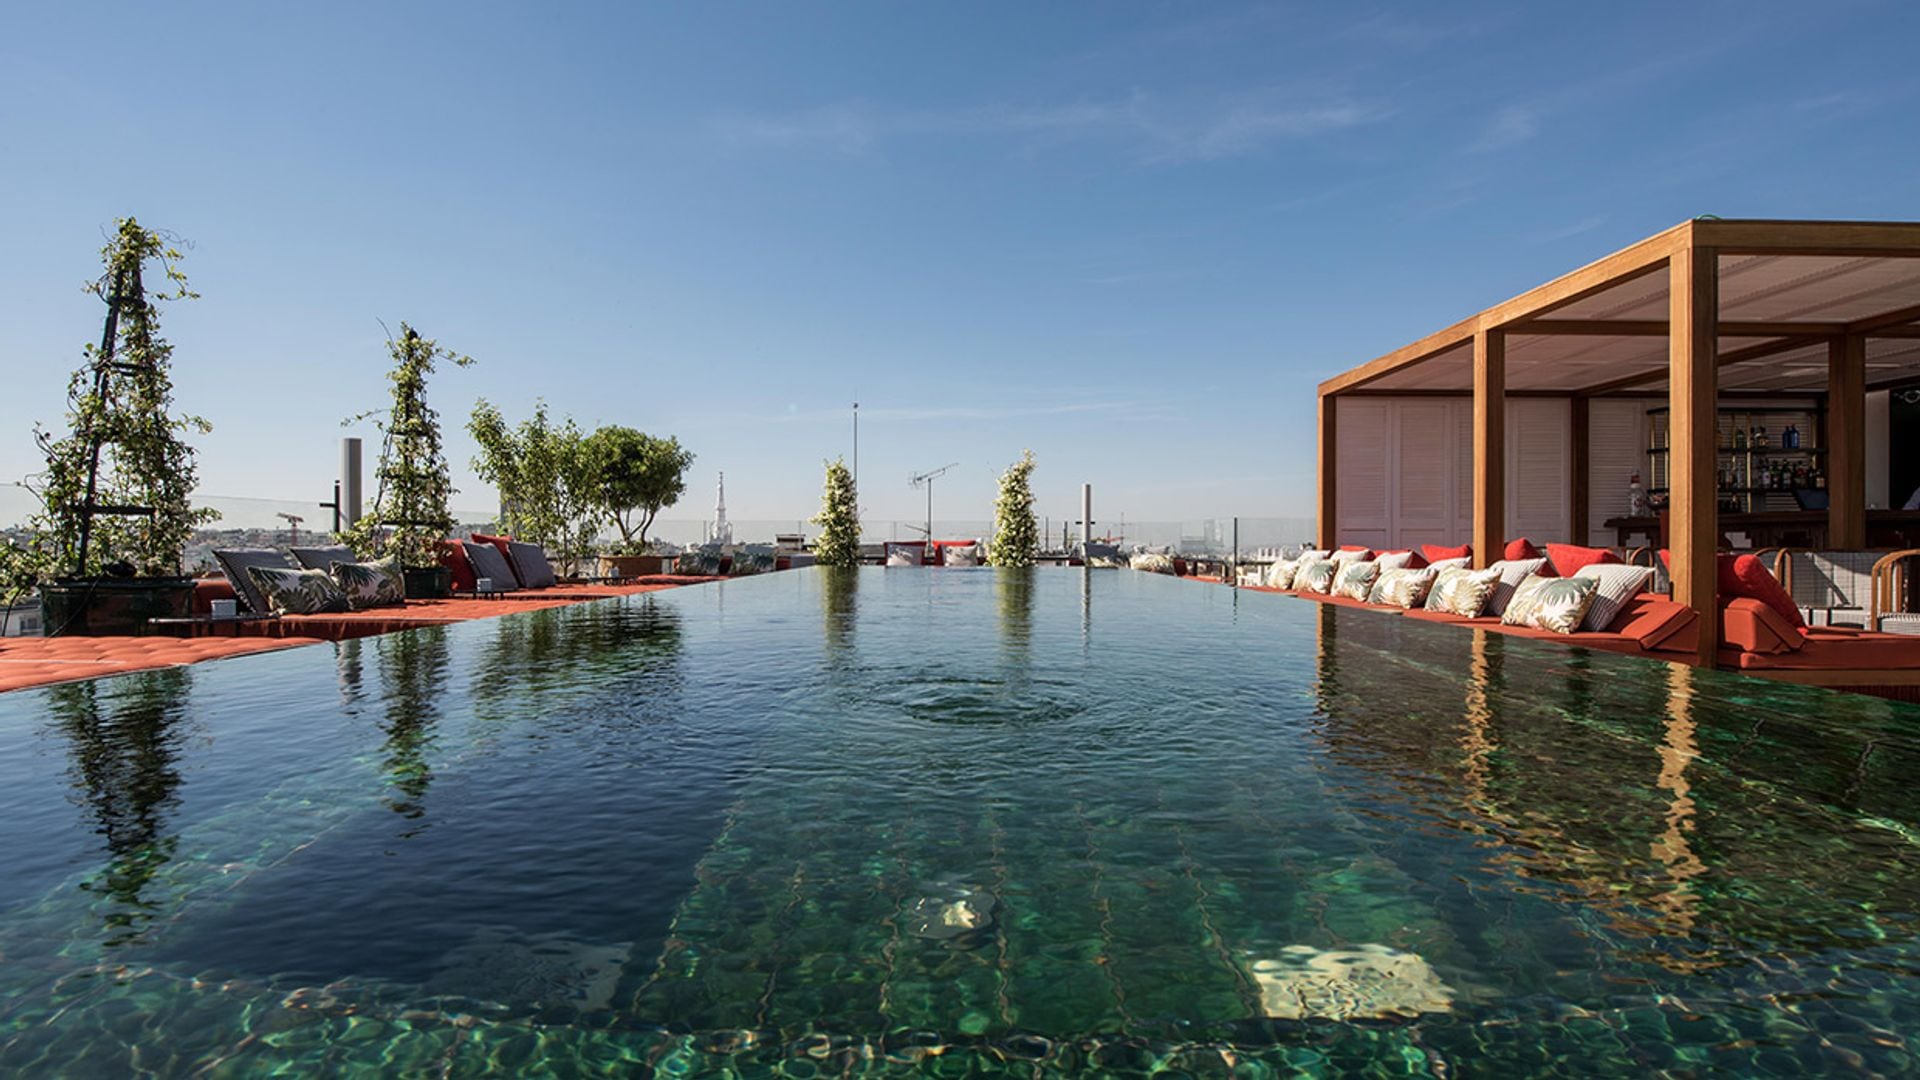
left=245, top=565, right=350, bottom=615
left=1294, top=559, right=1338, bottom=594
left=1265, top=559, right=1298, bottom=589
left=1334, top=560, right=1380, bottom=600
left=1370, top=566, right=1439, bottom=609
left=329, top=555, right=405, bottom=610
left=1423, top=567, right=1503, bottom=617
left=1500, top=574, right=1599, bottom=634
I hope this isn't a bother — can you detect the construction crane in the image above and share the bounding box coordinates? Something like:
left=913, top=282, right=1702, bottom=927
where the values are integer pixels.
left=277, top=512, right=303, bottom=546
left=908, top=462, right=959, bottom=547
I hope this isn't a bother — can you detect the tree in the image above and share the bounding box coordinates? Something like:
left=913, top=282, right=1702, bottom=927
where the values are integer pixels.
left=341, top=325, right=473, bottom=568
left=468, top=399, right=602, bottom=573
left=988, top=450, right=1039, bottom=568
left=581, top=427, right=692, bottom=552
left=811, top=458, right=861, bottom=568
left=21, top=218, right=217, bottom=585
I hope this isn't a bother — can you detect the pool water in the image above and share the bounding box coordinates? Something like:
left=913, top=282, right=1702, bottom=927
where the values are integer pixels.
left=2, top=568, right=1919, bottom=1076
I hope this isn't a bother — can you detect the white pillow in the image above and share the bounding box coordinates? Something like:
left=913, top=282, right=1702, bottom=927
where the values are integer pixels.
left=1485, top=557, right=1549, bottom=617
left=1373, top=551, right=1415, bottom=571
left=1329, top=549, right=1371, bottom=563
left=943, top=544, right=980, bottom=567
left=1574, top=564, right=1656, bottom=631
left=1296, top=548, right=1330, bottom=561
left=1265, top=559, right=1298, bottom=589
left=1426, top=556, right=1470, bottom=573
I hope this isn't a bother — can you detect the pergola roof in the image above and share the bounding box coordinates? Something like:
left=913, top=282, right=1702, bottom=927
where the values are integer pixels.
left=1322, top=221, right=1920, bottom=397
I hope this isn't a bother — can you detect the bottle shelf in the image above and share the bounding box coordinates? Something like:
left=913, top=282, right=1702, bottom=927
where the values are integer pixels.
left=1645, top=446, right=1823, bottom=455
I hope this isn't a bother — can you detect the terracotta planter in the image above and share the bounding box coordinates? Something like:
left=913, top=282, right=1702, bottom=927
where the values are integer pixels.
left=40, top=577, right=193, bottom=637
left=598, top=554, right=671, bottom=578
left=402, top=566, right=453, bottom=599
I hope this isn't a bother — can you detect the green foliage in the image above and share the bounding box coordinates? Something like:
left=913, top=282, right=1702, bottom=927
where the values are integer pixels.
left=811, top=458, right=862, bottom=568
left=468, top=399, right=602, bottom=574
left=21, top=218, right=217, bottom=585
left=581, top=426, right=693, bottom=552
left=988, top=450, right=1039, bottom=568
left=340, top=324, right=473, bottom=568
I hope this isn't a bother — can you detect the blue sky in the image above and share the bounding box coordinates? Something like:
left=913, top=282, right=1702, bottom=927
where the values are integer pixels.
left=2, top=1, right=1916, bottom=530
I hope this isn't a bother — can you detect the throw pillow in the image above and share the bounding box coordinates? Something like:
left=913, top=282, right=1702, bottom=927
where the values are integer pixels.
left=438, top=540, right=477, bottom=591
left=1546, top=543, right=1621, bottom=579
left=1265, top=559, right=1298, bottom=589
left=1655, top=551, right=1803, bottom=629
left=1485, top=557, right=1551, bottom=617
left=329, top=555, right=406, bottom=610
left=213, top=548, right=298, bottom=615
left=289, top=544, right=356, bottom=572
left=1294, top=559, right=1339, bottom=594
left=1420, top=543, right=1471, bottom=563
left=944, top=544, right=981, bottom=567
left=506, top=541, right=557, bottom=590
left=1334, top=560, right=1380, bottom=600
left=1330, top=547, right=1372, bottom=562
left=1424, top=566, right=1503, bottom=617
left=462, top=540, right=521, bottom=591
left=1370, top=566, right=1439, bottom=609
left=245, top=565, right=350, bottom=615
left=1295, top=548, right=1331, bottom=561
left=1501, top=574, right=1600, bottom=634
left=1426, top=556, right=1471, bottom=573
left=1504, top=538, right=1542, bottom=561
left=1574, top=564, right=1656, bottom=632
left=1374, top=550, right=1422, bottom=571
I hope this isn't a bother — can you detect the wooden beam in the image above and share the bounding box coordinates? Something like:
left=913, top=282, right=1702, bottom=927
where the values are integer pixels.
left=1668, top=244, right=1719, bottom=665
left=1516, top=318, right=1847, bottom=337
left=1472, top=330, right=1506, bottom=569
left=1317, top=393, right=1336, bottom=549
left=1574, top=335, right=1824, bottom=395
left=1876, top=325, right=1920, bottom=338
left=1317, top=319, right=1476, bottom=397
left=1571, top=396, right=1590, bottom=544
left=1828, top=335, right=1867, bottom=549
left=1851, top=301, right=1920, bottom=336
left=1339, top=388, right=1573, bottom=398
left=1693, top=219, right=1920, bottom=254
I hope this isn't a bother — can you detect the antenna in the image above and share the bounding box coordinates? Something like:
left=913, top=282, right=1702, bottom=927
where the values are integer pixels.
left=908, top=462, right=959, bottom=543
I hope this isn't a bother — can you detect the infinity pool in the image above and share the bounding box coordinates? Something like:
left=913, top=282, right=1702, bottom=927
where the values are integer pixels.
left=2, top=568, right=1919, bottom=1075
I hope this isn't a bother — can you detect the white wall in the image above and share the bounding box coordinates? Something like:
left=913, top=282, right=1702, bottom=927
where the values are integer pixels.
left=1588, top=399, right=1651, bottom=546
left=1333, top=396, right=1570, bottom=550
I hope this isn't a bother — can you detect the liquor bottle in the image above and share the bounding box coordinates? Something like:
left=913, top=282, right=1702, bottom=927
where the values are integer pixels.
left=1752, top=423, right=1770, bottom=450
left=1783, top=424, right=1800, bottom=449
left=1734, top=426, right=1748, bottom=450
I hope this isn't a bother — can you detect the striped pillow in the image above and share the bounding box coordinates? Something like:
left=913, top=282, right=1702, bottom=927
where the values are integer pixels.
left=1575, top=564, right=1656, bottom=632
left=1485, top=558, right=1549, bottom=617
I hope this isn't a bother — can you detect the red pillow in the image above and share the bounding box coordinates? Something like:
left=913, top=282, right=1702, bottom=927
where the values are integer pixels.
left=1654, top=550, right=1807, bottom=631
left=437, top=539, right=476, bottom=591
left=1503, top=538, right=1542, bottom=561
left=1420, top=543, right=1471, bottom=563
left=1546, top=543, right=1619, bottom=578
left=470, top=532, right=515, bottom=560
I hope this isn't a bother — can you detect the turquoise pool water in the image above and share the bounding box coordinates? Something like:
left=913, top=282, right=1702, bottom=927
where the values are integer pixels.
left=2, top=568, right=1919, bottom=1076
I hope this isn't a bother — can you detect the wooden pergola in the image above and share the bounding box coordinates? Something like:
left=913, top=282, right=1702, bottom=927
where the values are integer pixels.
left=1317, top=219, right=1920, bottom=663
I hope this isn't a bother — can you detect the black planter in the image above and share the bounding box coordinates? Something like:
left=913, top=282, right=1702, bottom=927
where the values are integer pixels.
left=402, top=565, right=453, bottom=599
left=39, top=577, right=194, bottom=637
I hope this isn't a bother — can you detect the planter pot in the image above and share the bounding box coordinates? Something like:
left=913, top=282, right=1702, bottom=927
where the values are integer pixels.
left=402, top=566, right=453, bottom=599
left=40, top=577, right=193, bottom=637
left=598, top=554, right=671, bottom=578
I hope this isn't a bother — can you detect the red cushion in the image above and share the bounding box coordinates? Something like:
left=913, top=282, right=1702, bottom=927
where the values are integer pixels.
left=1720, top=597, right=1807, bottom=654
left=437, top=540, right=476, bottom=591
left=1657, top=550, right=1806, bottom=631
left=470, top=532, right=515, bottom=560
left=1503, top=539, right=1542, bottom=561
left=1546, top=543, right=1620, bottom=578
left=1607, top=593, right=1698, bottom=651
left=1420, top=543, right=1471, bottom=562
left=1730, top=628, right=1920, bottom=671
left=191, top=578, right=238, bottom=615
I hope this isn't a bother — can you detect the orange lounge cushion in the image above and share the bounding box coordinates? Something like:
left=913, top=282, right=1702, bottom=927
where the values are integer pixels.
left=1546, top=543, right=1620, bottom=578
left=1657, top=550, right=1806, bottom=630
left=1420, top=543, right=1471, bottom=563
left=191, top=578, right=238, bottom=615
left=1728, top=627, right=1920, bottom=671
left=1607, top=593, right=1699, bottom=652
left=1504, top=539, right=1543, bottom=561
left=1720, top=597, right=1808, bottom=655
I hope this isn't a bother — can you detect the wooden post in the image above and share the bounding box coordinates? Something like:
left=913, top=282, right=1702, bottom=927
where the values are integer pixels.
left=1827, top=334, right=1867, bottom=549
left=1668, top=246, right=1719, bottom=665
left=1472, top=329, right=1506, bottom=569
left=1570, top=396, right=1591, bottom=545
left=1317, top=393, right=1337, bottom=549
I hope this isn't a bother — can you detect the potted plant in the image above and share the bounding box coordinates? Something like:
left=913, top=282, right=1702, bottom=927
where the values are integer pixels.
left=468, top=399, right=603, bottom=579
left=581, top=425, right=692, bottom=577
left=341, top=324, right=473, bottom=597
left=20, top=219, right=218, bottom=635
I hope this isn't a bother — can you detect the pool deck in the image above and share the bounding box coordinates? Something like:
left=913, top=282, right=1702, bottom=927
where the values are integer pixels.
left=0, top=576, right=723, bottom=694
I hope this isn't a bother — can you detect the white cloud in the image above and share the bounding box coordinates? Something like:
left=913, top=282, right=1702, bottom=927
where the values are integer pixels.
left=1470, top=105, right=1539, bottom=152
left=712, top=91, right=1387, bottom=163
